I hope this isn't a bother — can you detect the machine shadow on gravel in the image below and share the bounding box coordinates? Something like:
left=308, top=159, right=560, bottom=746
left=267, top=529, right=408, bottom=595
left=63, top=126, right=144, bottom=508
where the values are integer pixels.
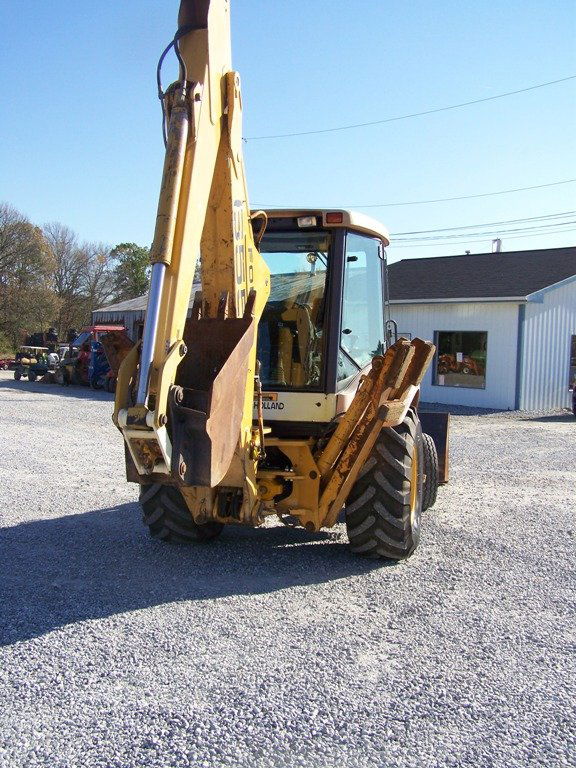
left=525, top=413, right=574, bottom=423
left=0, top=503, right=387, bottom=645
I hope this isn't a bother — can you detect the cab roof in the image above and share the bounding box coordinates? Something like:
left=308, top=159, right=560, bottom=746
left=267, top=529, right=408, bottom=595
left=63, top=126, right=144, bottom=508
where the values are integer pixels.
left=257, top=209, right=390, bottom=246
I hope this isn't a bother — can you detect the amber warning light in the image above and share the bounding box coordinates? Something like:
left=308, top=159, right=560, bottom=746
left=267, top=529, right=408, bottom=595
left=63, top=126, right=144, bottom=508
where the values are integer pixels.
left=325, top=211, right=344, bottom=224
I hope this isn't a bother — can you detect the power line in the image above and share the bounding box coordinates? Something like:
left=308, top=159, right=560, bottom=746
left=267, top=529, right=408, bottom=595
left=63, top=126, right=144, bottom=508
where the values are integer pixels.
left=394, top=220, right=576, bottom=243
left=245, top=75, right=576, bottom=141
left=392, top=210, right=576, bottom=236
left=253, top=177, right=576, bottom=210
left=391, top=227, right=576, bottom=248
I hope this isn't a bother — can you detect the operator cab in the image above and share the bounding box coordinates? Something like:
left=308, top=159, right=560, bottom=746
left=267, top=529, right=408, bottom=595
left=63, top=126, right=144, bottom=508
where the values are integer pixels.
left=253, top=209, right=391, bottom=427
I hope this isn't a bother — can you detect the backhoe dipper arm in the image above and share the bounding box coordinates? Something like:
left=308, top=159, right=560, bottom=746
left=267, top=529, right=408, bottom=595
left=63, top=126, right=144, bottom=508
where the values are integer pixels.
left=114, top=0, right=270, bottom=491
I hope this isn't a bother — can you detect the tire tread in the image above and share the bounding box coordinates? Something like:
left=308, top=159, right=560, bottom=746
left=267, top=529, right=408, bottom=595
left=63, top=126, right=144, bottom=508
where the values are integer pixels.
left=345, top=408, right=423, bottom=561
left=140, top=484, right=223, bottom=544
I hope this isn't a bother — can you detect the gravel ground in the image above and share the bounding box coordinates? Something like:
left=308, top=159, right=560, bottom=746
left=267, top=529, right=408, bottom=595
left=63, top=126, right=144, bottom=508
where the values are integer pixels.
left=0, top=369, right=575, bottom=768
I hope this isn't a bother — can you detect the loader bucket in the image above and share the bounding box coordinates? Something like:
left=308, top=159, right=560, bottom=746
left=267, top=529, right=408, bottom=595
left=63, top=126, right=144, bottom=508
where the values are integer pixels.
left=100, top=331, right=134, bottom=376
left=169, top=315, right=256, bottom=487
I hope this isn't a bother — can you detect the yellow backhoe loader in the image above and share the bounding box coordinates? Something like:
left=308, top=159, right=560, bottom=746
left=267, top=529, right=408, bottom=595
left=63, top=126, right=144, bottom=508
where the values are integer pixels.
left=113, top=0, right=449, bottom=560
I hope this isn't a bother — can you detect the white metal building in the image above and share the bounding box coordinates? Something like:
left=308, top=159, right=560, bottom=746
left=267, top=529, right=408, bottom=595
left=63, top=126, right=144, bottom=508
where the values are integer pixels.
left=388, top=246, right=576, bottom=410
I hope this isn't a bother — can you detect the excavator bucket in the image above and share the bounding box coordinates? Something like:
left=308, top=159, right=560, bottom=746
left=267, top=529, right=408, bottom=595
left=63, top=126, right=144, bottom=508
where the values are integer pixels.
left=169, top=314, right=256, bottom=487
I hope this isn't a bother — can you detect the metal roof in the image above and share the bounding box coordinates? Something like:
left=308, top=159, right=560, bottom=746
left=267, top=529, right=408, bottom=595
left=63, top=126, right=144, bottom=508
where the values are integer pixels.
left=388, top=246, right=576, bottom=302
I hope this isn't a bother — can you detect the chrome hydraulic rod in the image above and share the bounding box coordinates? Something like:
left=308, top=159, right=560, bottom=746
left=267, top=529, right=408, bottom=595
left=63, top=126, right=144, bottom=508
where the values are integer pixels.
left=136, top=263, right=167, bottom=405
left=136, top=86, right=190, bottom=406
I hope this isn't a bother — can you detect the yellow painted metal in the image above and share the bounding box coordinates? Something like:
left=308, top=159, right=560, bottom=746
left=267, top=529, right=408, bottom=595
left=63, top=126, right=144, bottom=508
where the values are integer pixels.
left=315, top=338, right=434, bottom=528
left=260, top=438, right=321, bottom=530
left=317, top=385, right=418, bottom=529
left=316, top=339, right=411, bottom=480
left=315, top=372, right=375, bottom=476
left=409, top=443, right=419, bottom=527
left=112, top=342, right=140, bottom=427
left=149, top=90, right=190, bottom=267
left=242, top=339, right=434, bottom=532
left=113, top=1, right=441, bottom=537
left=115, top=0, right=270, bottom=490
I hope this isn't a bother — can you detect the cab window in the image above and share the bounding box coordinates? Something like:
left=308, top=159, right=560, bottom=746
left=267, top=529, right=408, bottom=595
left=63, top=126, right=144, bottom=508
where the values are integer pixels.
left=339, top=233, right=385, bottom=377
left=257, top=231, right=330, bottom=389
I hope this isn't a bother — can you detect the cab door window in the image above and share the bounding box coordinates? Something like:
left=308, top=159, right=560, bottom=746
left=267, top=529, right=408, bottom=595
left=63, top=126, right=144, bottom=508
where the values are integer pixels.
left=257, top=231, right=330, bottom=389
left=340, top=233, right=385, bottom=376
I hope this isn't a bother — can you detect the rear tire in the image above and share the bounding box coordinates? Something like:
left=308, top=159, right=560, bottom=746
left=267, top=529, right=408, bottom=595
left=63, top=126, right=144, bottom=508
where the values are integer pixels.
left=14, top=370, right=21, bottom=381
left=422, top=433, right=439, bottom=511
left=28, top=371, right=37, bottom=382
left=140, top=483, right=224, bottom=544
left=345, top=408, right=423, bottom=560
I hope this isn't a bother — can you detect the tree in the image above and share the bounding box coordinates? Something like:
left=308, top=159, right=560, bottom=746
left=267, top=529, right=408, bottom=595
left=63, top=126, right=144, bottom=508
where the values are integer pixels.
left=0, top=203, right=56, bottom=346
left=44, top=222, right=115, bottom=334
left=110, top=242, right=150, bottom=303
left=80, top=241, right=115, bottom=312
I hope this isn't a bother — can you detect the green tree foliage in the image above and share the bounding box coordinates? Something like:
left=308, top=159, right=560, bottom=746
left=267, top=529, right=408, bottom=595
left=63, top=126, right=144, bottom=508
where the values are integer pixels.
left=110, top=242, right=150, bottom=303
left=0, top=330, right=14, bottom=357
left=0, top=203, right=58, bottom=346
left=0, top=201, right=150, bottom=344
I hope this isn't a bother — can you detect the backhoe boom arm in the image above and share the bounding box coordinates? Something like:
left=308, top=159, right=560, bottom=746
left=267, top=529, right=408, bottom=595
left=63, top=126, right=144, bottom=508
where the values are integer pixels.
left=114, top=0, right=270, bottom=506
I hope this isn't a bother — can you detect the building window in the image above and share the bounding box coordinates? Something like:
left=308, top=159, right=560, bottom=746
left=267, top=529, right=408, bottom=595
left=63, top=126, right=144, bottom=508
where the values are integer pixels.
left=434, top=331, right=487, bottom=389
left=569, top=335, right=576, bottom=390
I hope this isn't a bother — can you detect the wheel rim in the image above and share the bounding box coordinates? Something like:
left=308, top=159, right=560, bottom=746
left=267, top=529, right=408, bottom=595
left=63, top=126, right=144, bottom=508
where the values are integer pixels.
left=409, top=448, right=419, bottom=529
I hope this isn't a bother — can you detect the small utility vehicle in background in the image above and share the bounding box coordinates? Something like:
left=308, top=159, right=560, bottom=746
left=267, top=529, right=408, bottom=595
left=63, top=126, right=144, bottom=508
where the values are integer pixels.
left=13, top=346, right=53, bottom=382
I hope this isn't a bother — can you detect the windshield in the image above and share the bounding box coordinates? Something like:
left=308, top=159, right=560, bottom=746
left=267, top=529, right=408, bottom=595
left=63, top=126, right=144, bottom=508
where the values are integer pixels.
left=73, top=332, right=91, bottom=347
left=257, top=231, right=330, bottom=389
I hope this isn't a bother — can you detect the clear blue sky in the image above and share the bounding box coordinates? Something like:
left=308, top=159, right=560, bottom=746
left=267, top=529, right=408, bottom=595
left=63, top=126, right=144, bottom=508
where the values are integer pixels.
left=1, top=0, right=575, bottom=263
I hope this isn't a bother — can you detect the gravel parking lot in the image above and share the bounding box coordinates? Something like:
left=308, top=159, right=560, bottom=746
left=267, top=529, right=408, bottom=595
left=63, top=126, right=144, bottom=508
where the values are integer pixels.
left=0, top=369, right=574, bottom=768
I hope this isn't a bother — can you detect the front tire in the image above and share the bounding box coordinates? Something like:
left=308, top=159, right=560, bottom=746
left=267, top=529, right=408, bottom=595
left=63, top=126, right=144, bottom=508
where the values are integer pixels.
left=422, top=433, right=439, bottom=511
left=345, top=408, right=423, bottom=560
left=140, top=483, right=224, bottom=544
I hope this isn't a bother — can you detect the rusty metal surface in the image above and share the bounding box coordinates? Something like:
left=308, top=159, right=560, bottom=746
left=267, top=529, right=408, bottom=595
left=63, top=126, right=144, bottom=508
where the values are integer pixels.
left=419, top=411, right=450, bottom=483
left=317, top=339, right=434, bottom=528
left=169, top=313, right=256, bottom=487
left=129, top=437, right=165, bottom=475
left=100, top=331, right=134, bottom=376
left=178, top=0, right=210, bottom=29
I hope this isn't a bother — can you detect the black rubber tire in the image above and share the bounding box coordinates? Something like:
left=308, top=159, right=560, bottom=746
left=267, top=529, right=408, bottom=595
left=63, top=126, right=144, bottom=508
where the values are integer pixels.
left=421, top=433, right=439, bottom=512
left=14, top=370, right=21, bottom=381
left=139, top=483, right=224, bottom=544
left=28, top=371, right=37, bottom=382
left=345, top=408, right=423, bottom=560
